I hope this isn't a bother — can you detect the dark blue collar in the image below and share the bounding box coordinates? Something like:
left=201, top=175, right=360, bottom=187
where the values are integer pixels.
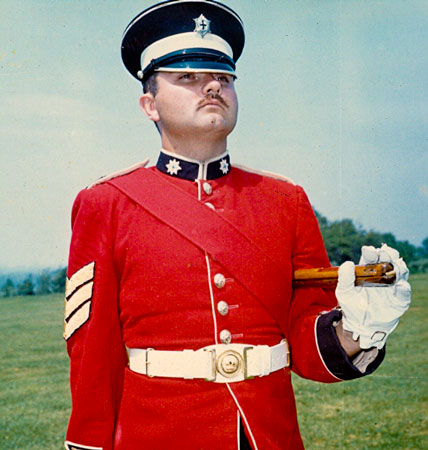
left=156, top=150, right=231, bottom=181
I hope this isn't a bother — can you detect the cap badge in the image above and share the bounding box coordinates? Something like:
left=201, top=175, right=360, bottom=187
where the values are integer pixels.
left=193, top=14, right=211, bottom=38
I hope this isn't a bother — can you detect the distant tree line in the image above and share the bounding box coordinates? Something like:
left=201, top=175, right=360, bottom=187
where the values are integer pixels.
left=315, top=210, right=428, bottom=272
left=0, top=267, right=66, bottom=298
left=1, top=213, right=427, bottom=297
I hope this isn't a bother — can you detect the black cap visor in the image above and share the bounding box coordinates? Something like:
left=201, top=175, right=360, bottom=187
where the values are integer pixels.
left=142, top=48, right=236, bottom=82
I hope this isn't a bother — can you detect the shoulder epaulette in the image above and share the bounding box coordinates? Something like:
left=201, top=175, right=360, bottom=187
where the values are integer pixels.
left=86, top=159, right=150, bottom=189
left=233, top=164, right=296, bottom=185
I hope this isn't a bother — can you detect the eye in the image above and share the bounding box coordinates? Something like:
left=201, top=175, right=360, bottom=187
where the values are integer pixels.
left=179, top=73, right=196, bottom=81
left=214, top=74, right=234, bottom=84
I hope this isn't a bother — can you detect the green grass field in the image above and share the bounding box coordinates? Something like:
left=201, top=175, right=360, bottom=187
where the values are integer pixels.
left=0, top=274, right=427, bottom=449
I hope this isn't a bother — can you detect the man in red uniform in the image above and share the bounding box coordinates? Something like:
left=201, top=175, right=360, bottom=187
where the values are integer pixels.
left=64, top=1, right=411, bottom=449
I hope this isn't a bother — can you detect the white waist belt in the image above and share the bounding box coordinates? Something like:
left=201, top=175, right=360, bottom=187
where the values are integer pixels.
left=128, top=340, right=290, bottom=383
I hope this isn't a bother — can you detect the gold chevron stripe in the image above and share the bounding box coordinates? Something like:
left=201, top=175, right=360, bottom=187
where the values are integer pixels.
left=66, top=261, right=95, bottom=299
left=64, top=301, right=91, bottom=341
left=64, top=282, right=94, bottom=321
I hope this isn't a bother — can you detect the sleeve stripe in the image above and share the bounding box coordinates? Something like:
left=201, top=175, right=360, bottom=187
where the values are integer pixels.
left=64, top=301, right=91, bottom=340
left=65, top=282, right=94, bottom=321
left=66, top=261, right=95, bottom=299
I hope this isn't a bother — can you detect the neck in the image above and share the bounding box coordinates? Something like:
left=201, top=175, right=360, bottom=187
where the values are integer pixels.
left=160, top=133, right=227, bottom=162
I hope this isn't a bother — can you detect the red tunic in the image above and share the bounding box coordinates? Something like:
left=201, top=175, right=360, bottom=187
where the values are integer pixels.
left=64, top=159, right=382, bottom=450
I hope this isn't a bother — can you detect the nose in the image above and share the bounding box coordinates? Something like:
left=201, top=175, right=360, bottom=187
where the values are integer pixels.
left=201, top=75, right=222, bottom=96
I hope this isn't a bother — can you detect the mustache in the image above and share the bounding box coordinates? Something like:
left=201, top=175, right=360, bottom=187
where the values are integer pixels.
left=197, top=92, right=229, bottom=110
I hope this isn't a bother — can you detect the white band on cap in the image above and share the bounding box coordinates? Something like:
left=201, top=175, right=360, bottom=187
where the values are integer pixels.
left=141, top=32, right=233, bottom=72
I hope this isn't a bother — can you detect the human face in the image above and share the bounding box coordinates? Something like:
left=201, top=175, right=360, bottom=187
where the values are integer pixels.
left=142, top=72, right=238, bottom=141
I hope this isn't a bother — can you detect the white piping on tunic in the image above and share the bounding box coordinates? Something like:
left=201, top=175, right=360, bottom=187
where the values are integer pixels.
left=196, top=179, right=202, bottom=199
left=205, top=252, right=219, bottom=344
left=237, top=410, right=241, bottom=450
left=226, top=384, right=259, bottom=450
left=197, top=179, right=219, bottom=344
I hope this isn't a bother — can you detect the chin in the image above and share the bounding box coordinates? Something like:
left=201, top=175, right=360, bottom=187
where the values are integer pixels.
left=204, top=114, right=236, bottom=132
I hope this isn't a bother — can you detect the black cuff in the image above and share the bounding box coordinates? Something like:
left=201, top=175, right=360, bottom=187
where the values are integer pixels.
left=316, top=309, right=385, bottom=380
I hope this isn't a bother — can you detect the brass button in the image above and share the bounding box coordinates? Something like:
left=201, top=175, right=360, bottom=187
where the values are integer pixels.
left=217, top=301, right=229, bottom=316
left=219, top=329, right=232, bottom=344
left=217, top=350, right=242, bottom=377
left=214, top=273, right=226, bottom=289
left=203, top=182, right=213, bottom=195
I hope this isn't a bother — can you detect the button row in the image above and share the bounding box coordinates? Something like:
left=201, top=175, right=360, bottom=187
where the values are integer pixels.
left=213, top=273, right=231, bottom=343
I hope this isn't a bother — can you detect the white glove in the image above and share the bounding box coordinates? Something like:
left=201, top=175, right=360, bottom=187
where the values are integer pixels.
left=336, top=244, right=411, bottom=349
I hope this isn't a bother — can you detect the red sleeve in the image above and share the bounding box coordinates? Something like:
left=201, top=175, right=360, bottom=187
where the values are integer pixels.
left=64, top=188, right=127, bottom=450
left=287, top=187, right=384, bottom=383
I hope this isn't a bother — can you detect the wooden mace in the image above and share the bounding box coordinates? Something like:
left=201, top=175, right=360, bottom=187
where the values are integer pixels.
left=292, top=263, right=396, bottom=288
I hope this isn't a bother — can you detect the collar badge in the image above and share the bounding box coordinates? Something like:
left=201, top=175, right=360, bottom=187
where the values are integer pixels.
left=166, top=158, right=182, bottom=176
left=193, top=14, right=211, bottom=38
left=219, top=158, right=229, bottom=175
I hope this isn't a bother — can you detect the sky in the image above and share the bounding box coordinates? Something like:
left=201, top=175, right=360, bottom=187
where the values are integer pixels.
left=1, top=0, right=427, bottom=270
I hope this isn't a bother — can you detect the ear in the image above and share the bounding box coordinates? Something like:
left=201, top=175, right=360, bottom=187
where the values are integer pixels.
left=139, top=93, right=160, bottom=123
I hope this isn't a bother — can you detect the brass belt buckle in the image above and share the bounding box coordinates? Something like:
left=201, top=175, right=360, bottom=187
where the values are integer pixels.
left=216, top=350, right=243, bottom=378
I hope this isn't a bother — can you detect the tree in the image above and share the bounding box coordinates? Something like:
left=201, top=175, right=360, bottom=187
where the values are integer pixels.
left=408, top=258, right=428, bottom=273
left=1, top=278, right=15, bottom=297
left=17, top=276, right=35, bottom=296
left=421, top=237, right=428, bottom=259
left=363, top=231, right=384, bottom=248
left=51, top=267, right=67, bottom=293
left=321, top=219, right=365, bottom=265
left=36, top=270, right=53, bottom=295
left=315, top=209, right=425, bottom=270
left=394, top=240, right=417, bottom=264
left=379, top=232, right=398, bottom=249
left=314, top=209, right=328, bottom=231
